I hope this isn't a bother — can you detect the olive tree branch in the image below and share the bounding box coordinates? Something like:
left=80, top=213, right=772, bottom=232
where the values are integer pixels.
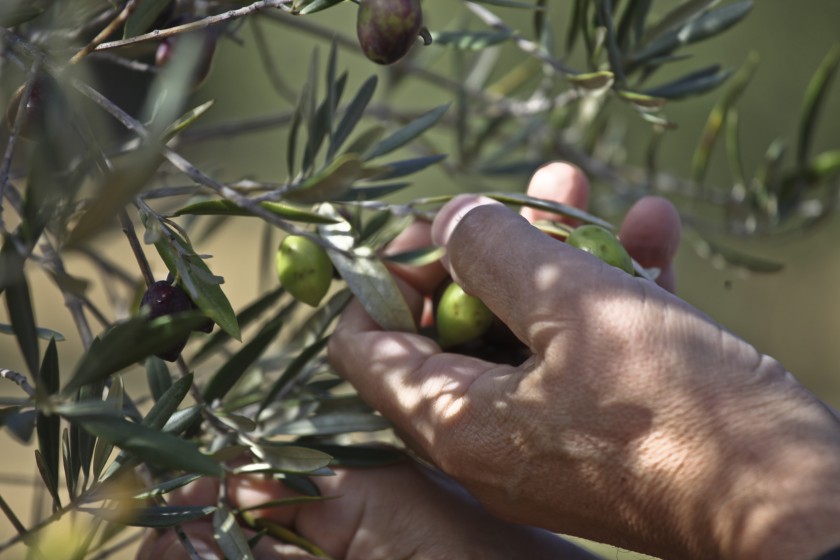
left=0, top=368, right=36, bottom=397
left=92, top=0, right=295, bottom=53
left=69, top=0, right=138, bottom=65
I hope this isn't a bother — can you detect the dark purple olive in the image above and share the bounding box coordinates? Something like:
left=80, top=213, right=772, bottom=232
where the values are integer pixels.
left=140, top=280, right=193, bottom=362
left=356, top=0, right=422, bottom=65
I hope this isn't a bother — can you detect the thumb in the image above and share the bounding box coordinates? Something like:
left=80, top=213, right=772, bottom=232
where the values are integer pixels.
left=431, top=196, right=627, bottom=352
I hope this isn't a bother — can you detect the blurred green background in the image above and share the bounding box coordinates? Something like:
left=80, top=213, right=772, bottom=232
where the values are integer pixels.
left=1, top=1, right=839, bottom=558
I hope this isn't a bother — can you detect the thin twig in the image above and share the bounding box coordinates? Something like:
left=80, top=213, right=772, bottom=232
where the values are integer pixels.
left=92, top=0, right=294, bottom=53
left=69, top=0, right=138, bottom=65
left=119, top=209, right=155, bottom=288
left=0, top=368, right=35, bottom=397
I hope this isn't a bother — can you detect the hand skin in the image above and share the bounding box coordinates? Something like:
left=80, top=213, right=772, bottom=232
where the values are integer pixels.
left=328, top=162, right=840, bottom=560
left=136, top=457, right=596, bottom=560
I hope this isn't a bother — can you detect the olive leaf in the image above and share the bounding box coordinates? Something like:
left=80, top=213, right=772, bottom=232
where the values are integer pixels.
left=142, top=213, right=241, bottom=340
left=214, top=507, right=255, bottom=560
left=123, top=0, right=172, bottom=38
left=318, top=204, right=416, bottom=333
left=364, top=104, right=451, bottom=161
left=172, top=200, right=338, bottom=224
left=84, top=505, right=217, bottom=528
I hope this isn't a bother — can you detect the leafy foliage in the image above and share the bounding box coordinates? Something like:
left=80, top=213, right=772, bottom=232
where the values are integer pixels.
left=0, top=0, right=836, bottom=558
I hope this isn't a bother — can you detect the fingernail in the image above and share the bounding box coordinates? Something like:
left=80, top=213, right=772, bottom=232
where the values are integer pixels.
left=431, top=195, right=501, bottom=247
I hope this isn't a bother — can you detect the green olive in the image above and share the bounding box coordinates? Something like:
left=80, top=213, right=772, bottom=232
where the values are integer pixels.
left=276, top=235, right=332, bottom=307
left=356, top=0, right=423, bottom=65
left=436, top=282, right=494, bottom=349
left=566, top=224, right=634, bottom=275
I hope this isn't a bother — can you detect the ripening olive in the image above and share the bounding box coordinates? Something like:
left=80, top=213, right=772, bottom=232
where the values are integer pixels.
left=566, top=224, right=635, bottom=275
left=275, top=235, right=333, bottom=307
left=140, top=280, right=193, bottom=361
left=435, top=282, right=494, bottom=349
left=356, top=0, right=423, bottom=65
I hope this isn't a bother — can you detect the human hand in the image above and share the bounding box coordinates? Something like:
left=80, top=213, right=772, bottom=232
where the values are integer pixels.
left=137, top=454, right=596, bottom=559
left=328, top=162, right=840, bottom=560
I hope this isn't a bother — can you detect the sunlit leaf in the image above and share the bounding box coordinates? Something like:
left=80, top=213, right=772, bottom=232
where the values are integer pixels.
left=383, top=246, right=446, bottom=267
left=319, top=205, right=416, bottom=332
left=567, top=71, right=615, bottom=89
left=172, top=200, right=338, bottom=224
left=293, top=0, right=347, bottom=16
left=251, top=444, right=333, bottom=474
left=214, top=507, right=255, bottom=559
left=301, top=443, right=405, bottom=467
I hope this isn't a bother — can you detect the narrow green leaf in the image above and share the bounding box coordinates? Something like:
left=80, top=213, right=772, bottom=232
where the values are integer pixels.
left=34, top=449, right=61, bottom=509
left=132, top=474, right=203, bottom=500
left=124, top=0, right=172, bottom=37
left=145, top=357, right=172, bottom=402
left=144, top=215, right=241, bottom=340
left=162, top=101, right=216, bottom=141
left=77, top=416, right=221, bottom=476
left=0, top=323, right=65, bottom=342
left=285, top=289, right=352, bottom=350
left=694, top=237, right=784, bottom=273
left=628, top=1, right=753, bottom=66
left=726, top=107, right=746, bottom=189
left=92, top=377, right=124, bottom=480
left=144, top=374, right=194, bottom=430
left=1, top=407, right=35, bottom=443
left=35, top=340, right=61, bottom=496
left=4, top=268, right=39, bottom=377
left=364, top=104, right=450, bottom=161
left=567, top=70, right=615, bottom=89
left=639, top=0, right=719, bottom=48
left=595, top=0, right=625, bottom=83
left=172, top=200, right=339, bottom=224
left=203, top=315, right=285, bottom=403
left=63, top=313, right=208, bottom=394
left=301, top=444, right=405, bottom=467
left=691, top=52, right=759, bottom=183
left=810, top=149, right=840, bottom=179
left=238, top=495, right=338, bottom=513
left=332, top=75, right=378, bottom=159
left=283, top=154, right=364, bottom=204
left=293, top=0, right=347, bottom=15
left=644, top=65, right=732, bottom=99
left=469, top=0, right=545, bottom=8
left=484, top=192, right=615, bottom=229
left=251, top=444, right=333, bottom=474
left=214, top=507, right=255, bottom=560
left=275, top=412, right=390, bottom=436
left=617, top=90, right=667, bottom=110
left=383, top=246, right=446, bottom=267
left=334, top=183, right=412, bottom=201
left=85, top=505, right=217, bottom=528
left=63, top=428, right=79, bottom=499
left=370, top=154, right=447, bottom=180
left=431, top=30, right=513, bottom=50
left=319, top=206, right=416, bottom=332
left=797, top=44, right=840, bottom=169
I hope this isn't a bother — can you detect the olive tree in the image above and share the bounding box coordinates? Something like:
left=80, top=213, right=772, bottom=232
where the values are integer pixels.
left=0, top=0, right=838, bottom=558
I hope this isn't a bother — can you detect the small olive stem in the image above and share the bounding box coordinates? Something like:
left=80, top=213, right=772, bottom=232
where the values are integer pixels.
left=92, top=0, right=294, bottom=53
left=119, top=208, right=155, bottom=288
left=68, top=0, right=138, bottom=65
left=0, top=368, right=36, bottom=397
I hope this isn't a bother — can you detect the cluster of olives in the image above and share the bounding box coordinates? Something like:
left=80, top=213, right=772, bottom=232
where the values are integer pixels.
left=431, top=223, right=635, bottom=363
left=140, top=280, right=213, bottom=362
left=273, top=222, right=632, bottom=365
left=356, top=0, right=424, bottom=65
